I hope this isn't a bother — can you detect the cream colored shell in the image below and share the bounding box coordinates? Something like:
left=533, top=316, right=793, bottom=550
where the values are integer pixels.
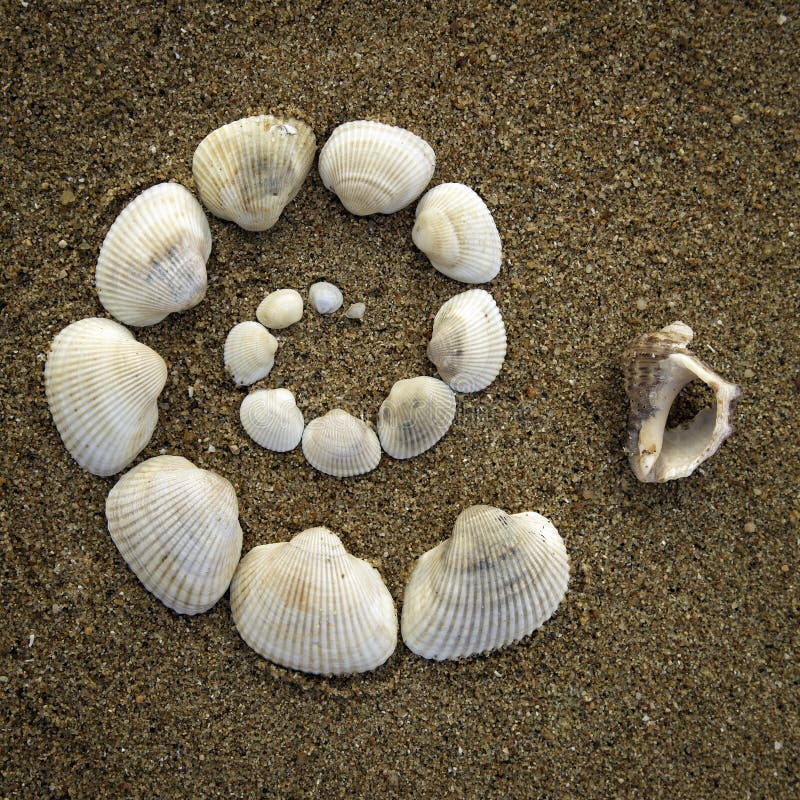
left=44, top=318, right=168, bottom=476
left=377, top=376, right=456, bottom=459
left=427, top=289, right=507, bottom=392
left=223, top=321, right=278, bottom=387
left=401, top=505, right=570, bottom=661
left=308, top=281, right=343, bottom=315
left=412, top=183, right=501, bottom=283
left=256, top=288, right=303, bottom=329
left=95, top=182, right=211, bottom=327
left=230, top=527, right=397, bottom=675
left=301, top=408, right=381, bottom=477
left=240, top=388, right=304, bottom=452
left=105, top=455, right=243, bottom=615
left=318, top=120, right=435, bottom=216
left=192, top=115, right=316, bottom=231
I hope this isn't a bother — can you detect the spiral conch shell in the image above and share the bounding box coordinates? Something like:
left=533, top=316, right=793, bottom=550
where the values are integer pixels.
left=44, top=318, right=168, bottom=476
left=622, top=321, right=741, bottom=482
left=230, top=527, right=397, bottom=675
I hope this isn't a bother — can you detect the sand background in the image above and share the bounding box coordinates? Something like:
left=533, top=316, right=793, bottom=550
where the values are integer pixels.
left=1, top=2, right=798, bottom=797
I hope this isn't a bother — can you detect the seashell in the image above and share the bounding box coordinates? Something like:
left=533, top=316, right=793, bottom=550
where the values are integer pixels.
left=401, top=505, right=570, bottom=661
left=621, top=321, right=741, bottom=482
left=302, top=408, right=381, bottom=477
left=318, top=120, right=435, bottom=216
left=230, top=527, right=397, bottom=675
left=106, top=455, right=242, bottom=615
left=95, top=182, right=211, bottom=327
left=427, top=289, right=507, bottom=393
left=44, top=318, right=167, bottom=476
left=240, top=388, right=304, bottom=452
left=377, top=376, right=456, bottom=459
left=192, top=115, right=316, bottom=231
left=344, top=302, right=365, bottom=320
left=256, top=288, right=303, bottom=329
left=223, top=321, right=278, bottom=387
left=308, top=281, right=343, bottom=315
left=412, top=183, right=502, bottom=284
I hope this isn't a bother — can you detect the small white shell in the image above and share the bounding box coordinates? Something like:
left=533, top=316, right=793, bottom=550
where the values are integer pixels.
left=106, top=456, right=243, bottom=615
left=412, top=183, right=501, bottom=284
left=230, top=527, right=397, bottom=675
left=240, top=388, right=304, bottom=452
left=256, top=288, right=303, bottom=329
left=427, top=289, right=507, bottom=392
left=302, top=408, right=381, bottom=477
left=192, top=115, right=316, bottom=231
left=622, top=321, right=742, bottom=482
left=318, top=120, right=435, bottom=216
left=309, top=281, right=343, bottom=315
left=96, top=182, right=211, bottom=326
left=401, top=505, right=570, bottom=661
left=377, top=376, right=456, bottom=459
left=345, top=302, right=366, bottom=320
left=223, top=321, right=278, bottom=387
left=44, top=318, right=168, bottom=476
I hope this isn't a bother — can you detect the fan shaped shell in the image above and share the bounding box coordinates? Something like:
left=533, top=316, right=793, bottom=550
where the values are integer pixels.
left=223, top=321, right=278, bottom=387
left=318, top=120, right=435, bottom=216
left=96, top=182, right=211, bottom=326
left=230, top=527, right=397, bottom=675
left=240, top=388, right=304, bottom=452
left=192, top=115, right=316, bottom=231
left=105, top=455, right=243, bottom=615
left=44, top=318, right=168, bottom=476
left=302, top=408, right=381, bottom=477
left=401, top=505, right=570, bottom=661
left=256, top=288, right=303, bottom=329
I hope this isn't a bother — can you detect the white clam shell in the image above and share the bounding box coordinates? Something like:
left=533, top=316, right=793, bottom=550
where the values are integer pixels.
left=345, top=302, right=365, bottom=320
left=377, top=376, right=456, bottom=459
left=302, top=408, right=381, bottom=477
left=622, top=321, right=741, bottom=482
left=44, top=318, right=168, bottom=476
left=256, top=288, right=303, bottom=329
left=240, top=388, right=304, bottom=452
left=308, top=281, right=343, bottom=315
left=230, top=527, right=397, bottom=675
left=223, top=321, right=278, bottom=387
left=105, top=455, right=243, bottom=615
left=401, top=505, right=570, bottom=661
left=318, top=120, right=435, bottom=216
left=192, top=115, right=316, bottom=231
left=96, top=182, right=211, bottom=327
left=413, top=183, right=501, bottom=284
left=427, top=289, right=507, bottom=393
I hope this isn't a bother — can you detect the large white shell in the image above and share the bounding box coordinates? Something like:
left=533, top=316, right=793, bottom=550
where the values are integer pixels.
left=230, top=527, right=397, bottom=675
left=105, top=455, right=243, bottom=615
left=308, top=281, right=343, bottom=315
left=44, top=318, right=168, bottom=476
left=412, top=183, right=501, bottom=283
left=240, top=388, right=304, bottom=452
left=318, top=120, right=435, bottom=216
left=401, top=505, right=570, bottom=661
left=256, top=288, right=303, bottom=329
left=96, top=182, right=211, bottom=327
left=622, top=321, right=741, bottom=482
left=192, top=115, right=316, bottom=231
left=223, top=321, right=278, bottom=387
left=427, top=289, right=507, bottom=392
left=302, top=408, right=381, bottom=477
left=377, top=376, right=456, bottom=459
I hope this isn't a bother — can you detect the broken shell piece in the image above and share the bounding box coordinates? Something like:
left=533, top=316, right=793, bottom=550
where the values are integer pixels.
left=401, top=505, right=570, bottom=661
left=622, top=321, right=741, bottom=482
left=224, top=321, right=278, bottom=387
left=44, top=318, right=168, bottom=476
left=230, top=527, right=397, bottom=675
left=240, top=388, right=304, bottom=452
left=302, top=408, right=381, bottom=477
left=318, top=120, right=435, bottom=216
left=106, top=455, right=243, bottom=615
left=96, top=182, right=211, bottom=326
left=309, top=281, right=343, bottom=315
left=427, top=289, right=507, bottom=392
left=256, top=288, right=303, bottom=329
left=412, top=183, right=501, bottom=283
left=345, top=302, right=365, bottom=320
left=377, top=376, right=456, bottom=459
left=192, top=115, right=316, bottom=231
